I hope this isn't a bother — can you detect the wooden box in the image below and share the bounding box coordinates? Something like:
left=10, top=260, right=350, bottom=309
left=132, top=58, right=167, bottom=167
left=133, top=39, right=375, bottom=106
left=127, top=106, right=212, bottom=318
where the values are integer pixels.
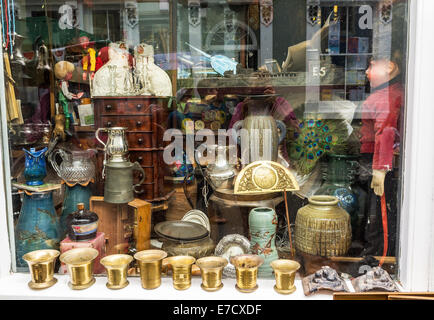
left=89, top=196, right=151, bottom=255
left=59, top=232, right=106, bottom=274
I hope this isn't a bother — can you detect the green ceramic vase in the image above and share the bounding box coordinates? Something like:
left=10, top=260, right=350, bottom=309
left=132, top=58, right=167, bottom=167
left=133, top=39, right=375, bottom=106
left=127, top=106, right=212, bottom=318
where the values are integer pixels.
left=248, top=207, right=279, bottom=278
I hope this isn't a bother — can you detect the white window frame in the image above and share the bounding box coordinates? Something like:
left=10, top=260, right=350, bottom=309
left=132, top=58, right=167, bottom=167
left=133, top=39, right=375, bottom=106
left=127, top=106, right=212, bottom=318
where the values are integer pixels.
left=0, top=0, right=432, bottom=298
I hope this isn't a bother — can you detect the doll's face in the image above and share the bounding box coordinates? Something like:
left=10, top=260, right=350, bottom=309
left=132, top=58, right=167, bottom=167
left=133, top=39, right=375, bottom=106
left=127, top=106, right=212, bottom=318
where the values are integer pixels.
left=79, top=36, right=90, bottom=49
left=365, top=59, right=393, bottom=88
left=64, top=72, right=73, bottom=81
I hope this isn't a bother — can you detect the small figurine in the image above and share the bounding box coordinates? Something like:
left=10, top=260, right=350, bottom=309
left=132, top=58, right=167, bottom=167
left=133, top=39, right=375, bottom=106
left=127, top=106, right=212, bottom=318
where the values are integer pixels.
left=54, top=61, right=84, bottom=130
left=302, top=266, right=349, bottom=296
left=134, top=43, right=172, bottom=96
left=78, top=35, right=96, bottom=81
left=92, top=42, right=133, bottom=97
left=352, top=266, right=398, bottom=292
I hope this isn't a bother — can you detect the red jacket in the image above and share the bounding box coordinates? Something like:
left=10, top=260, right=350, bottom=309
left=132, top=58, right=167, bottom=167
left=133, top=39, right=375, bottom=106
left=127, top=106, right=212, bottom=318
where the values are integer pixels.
left=360, top=80, right=404, bottom=171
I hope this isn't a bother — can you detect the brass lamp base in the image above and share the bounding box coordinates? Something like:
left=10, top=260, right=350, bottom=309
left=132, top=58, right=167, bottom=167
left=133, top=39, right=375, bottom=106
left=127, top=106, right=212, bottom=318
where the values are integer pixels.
left=235, top=284, right=258, bottom=293
left=106, top=280, right=129, bottom=290
left=274, top=284, right=296, bottom=295
left=201, top=283, right=223, bottom=292
left=28, top=278, right=58, bottom=290
left=68, top=277, right=96, bottom=290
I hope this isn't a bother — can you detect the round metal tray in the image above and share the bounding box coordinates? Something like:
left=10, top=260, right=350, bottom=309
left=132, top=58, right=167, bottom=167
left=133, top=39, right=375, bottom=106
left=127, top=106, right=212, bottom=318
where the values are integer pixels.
left=154, top=220, right=209, bottom=242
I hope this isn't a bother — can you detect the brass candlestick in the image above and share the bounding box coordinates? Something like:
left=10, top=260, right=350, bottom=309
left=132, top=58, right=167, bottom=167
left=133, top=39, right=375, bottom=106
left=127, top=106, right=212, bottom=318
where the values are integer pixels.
left=270, top=259, right=300, bottom=294
left=164, top=256, right=196, bottom=290
left=196, top=256, right=228, bottom=292
left=100, top=254, right=133, bottom=290
left=134, top=249, right=167, bottom=289
left=230, top=254, right=264, bottom=293
left=60, top=248, right=99, bottom=290
left=22, top=249, right=60, bottom=290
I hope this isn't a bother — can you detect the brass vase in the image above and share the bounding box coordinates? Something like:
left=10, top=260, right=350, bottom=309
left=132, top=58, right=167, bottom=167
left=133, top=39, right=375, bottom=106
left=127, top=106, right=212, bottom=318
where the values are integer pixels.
left=60, top=248, right=99, bottom=290
left=295, top=195, right=352, bottom=257
left=100, top=254, right=133, bottom=290
left=134, top=249, right=167, bottom=289
left=164, top=256, right=196, bottom=290
left=196, top=256, right=228, bottom=292
left=22, top=249, right=60, bottom=290
left=230, top=254, right=264, bottom=293
left=270, top=259, right=300, bottom=294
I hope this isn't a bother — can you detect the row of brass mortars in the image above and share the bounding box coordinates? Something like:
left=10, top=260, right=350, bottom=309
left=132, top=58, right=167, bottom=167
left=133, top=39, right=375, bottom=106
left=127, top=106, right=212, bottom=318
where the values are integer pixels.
left=23, top=249, right=300, bottom=294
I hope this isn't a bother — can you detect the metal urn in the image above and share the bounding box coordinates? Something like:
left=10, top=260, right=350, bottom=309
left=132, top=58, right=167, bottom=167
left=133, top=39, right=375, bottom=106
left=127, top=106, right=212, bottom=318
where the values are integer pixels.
left=96, top=127, right=145, bottom=203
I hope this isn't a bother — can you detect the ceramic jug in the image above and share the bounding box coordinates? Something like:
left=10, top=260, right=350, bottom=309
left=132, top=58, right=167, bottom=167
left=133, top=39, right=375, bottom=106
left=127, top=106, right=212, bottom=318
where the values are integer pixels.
left=249, top=207, right=279, bottom=278
left=23, top=147, right=48, bottom=186
left=231, top=98, right=286, bottom=163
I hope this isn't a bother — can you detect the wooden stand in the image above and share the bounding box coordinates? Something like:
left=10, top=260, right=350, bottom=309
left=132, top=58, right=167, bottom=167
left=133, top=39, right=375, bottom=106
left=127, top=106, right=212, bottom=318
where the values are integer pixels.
left=89, top=196, right=151, bottom=255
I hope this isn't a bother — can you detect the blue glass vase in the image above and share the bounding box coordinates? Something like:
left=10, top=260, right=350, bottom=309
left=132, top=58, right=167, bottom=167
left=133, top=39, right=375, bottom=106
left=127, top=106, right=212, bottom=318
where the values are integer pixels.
left=249, top=207, right=279, bottom=278
left=15, top=191, right=60, bottom=268
left=23, top=147, right=48, bottom=186
left=59, top=184, right=92, bottom=240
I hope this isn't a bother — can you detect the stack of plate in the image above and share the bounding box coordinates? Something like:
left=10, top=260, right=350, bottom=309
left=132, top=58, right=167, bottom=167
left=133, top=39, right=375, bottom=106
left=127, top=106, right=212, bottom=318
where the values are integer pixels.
left=181, top=210, right=211, bottom=232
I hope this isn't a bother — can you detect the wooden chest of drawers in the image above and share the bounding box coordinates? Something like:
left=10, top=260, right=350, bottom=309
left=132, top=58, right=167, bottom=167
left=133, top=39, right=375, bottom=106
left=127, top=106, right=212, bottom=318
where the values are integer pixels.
left=93, top=96, right=175, bottom=203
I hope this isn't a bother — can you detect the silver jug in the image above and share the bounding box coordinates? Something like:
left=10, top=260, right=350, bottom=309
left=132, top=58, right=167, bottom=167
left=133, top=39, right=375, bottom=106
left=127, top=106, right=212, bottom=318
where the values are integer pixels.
left=232, top=98, right=286, bottom=163
left=95, top=127, right=129, bottom=162
left=49, top=149, right=96, bottom=183
left=195, top=145, right=237, bottom=190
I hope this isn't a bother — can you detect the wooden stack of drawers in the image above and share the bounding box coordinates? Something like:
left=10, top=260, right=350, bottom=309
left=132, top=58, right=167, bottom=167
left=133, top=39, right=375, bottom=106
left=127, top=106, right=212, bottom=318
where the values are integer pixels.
left=92, top=96, right=175, bottom=203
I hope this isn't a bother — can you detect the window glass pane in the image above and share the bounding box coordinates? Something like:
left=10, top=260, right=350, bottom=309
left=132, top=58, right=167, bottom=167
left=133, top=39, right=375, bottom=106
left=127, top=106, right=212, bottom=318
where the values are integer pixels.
left=1, top=0, right=408, bottom=290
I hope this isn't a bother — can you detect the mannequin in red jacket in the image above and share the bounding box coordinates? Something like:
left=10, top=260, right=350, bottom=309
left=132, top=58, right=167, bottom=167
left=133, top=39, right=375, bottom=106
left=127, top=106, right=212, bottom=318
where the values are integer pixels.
left=362, top=58, right=404, bottom=197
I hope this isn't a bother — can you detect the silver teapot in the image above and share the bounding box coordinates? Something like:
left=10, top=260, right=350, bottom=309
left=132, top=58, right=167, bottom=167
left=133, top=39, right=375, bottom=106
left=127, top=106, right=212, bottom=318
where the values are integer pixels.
left=195, top=144, right=237, bottom=190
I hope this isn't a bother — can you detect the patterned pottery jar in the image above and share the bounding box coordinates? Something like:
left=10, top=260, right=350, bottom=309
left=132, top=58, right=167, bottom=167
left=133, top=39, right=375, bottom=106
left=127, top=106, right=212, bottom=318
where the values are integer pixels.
left=295, top=195, right=352, bottom=257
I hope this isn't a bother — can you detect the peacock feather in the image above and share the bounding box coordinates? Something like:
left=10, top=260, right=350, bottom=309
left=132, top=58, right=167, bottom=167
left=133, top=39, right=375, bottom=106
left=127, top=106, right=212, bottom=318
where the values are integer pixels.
left=287, top=116, right=350, bottom=175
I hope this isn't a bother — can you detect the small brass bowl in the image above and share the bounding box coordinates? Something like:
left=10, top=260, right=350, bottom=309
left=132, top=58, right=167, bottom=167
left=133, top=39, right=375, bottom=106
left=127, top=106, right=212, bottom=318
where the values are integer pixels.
left=22, top=249, right=60, bottom=290
left=60, top=248, right=99, bottom=290
left=270, top=259, right=300, bottom=294
left=164, top=255, right=196, bottom=290
left=196, top=256, right=228, bottom=292
left=100, top=254, right=133, bottom=290
left=230, top=254, right=264, bottom=293
left=134, top=249, right=167, bottom=289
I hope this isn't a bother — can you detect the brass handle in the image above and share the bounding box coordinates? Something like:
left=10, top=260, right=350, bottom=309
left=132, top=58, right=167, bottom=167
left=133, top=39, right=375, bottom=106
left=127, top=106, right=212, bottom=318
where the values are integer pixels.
left=136, top=104, right=142, bottom=110
left=138, top=138, right=143, bottom=144
left=105, top=104, right=112, bottom=111
left=136, top=121, right=142, bottom=126
left=106, top=121, right=112, bottom=127
left=138, top=156, right=143, bottom=162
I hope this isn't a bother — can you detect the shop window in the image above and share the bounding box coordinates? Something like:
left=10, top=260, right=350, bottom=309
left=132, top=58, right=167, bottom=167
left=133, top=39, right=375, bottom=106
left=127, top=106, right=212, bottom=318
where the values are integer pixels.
left=1, top=0, right=409, bottom=295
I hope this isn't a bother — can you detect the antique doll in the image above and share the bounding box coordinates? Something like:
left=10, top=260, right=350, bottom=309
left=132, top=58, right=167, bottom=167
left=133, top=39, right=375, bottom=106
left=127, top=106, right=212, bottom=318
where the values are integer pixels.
left=79, top=35, right=96, bottom=81
left=360, top=0, right=407, bottom=257
left=54, top=61, right=84, bottom=130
